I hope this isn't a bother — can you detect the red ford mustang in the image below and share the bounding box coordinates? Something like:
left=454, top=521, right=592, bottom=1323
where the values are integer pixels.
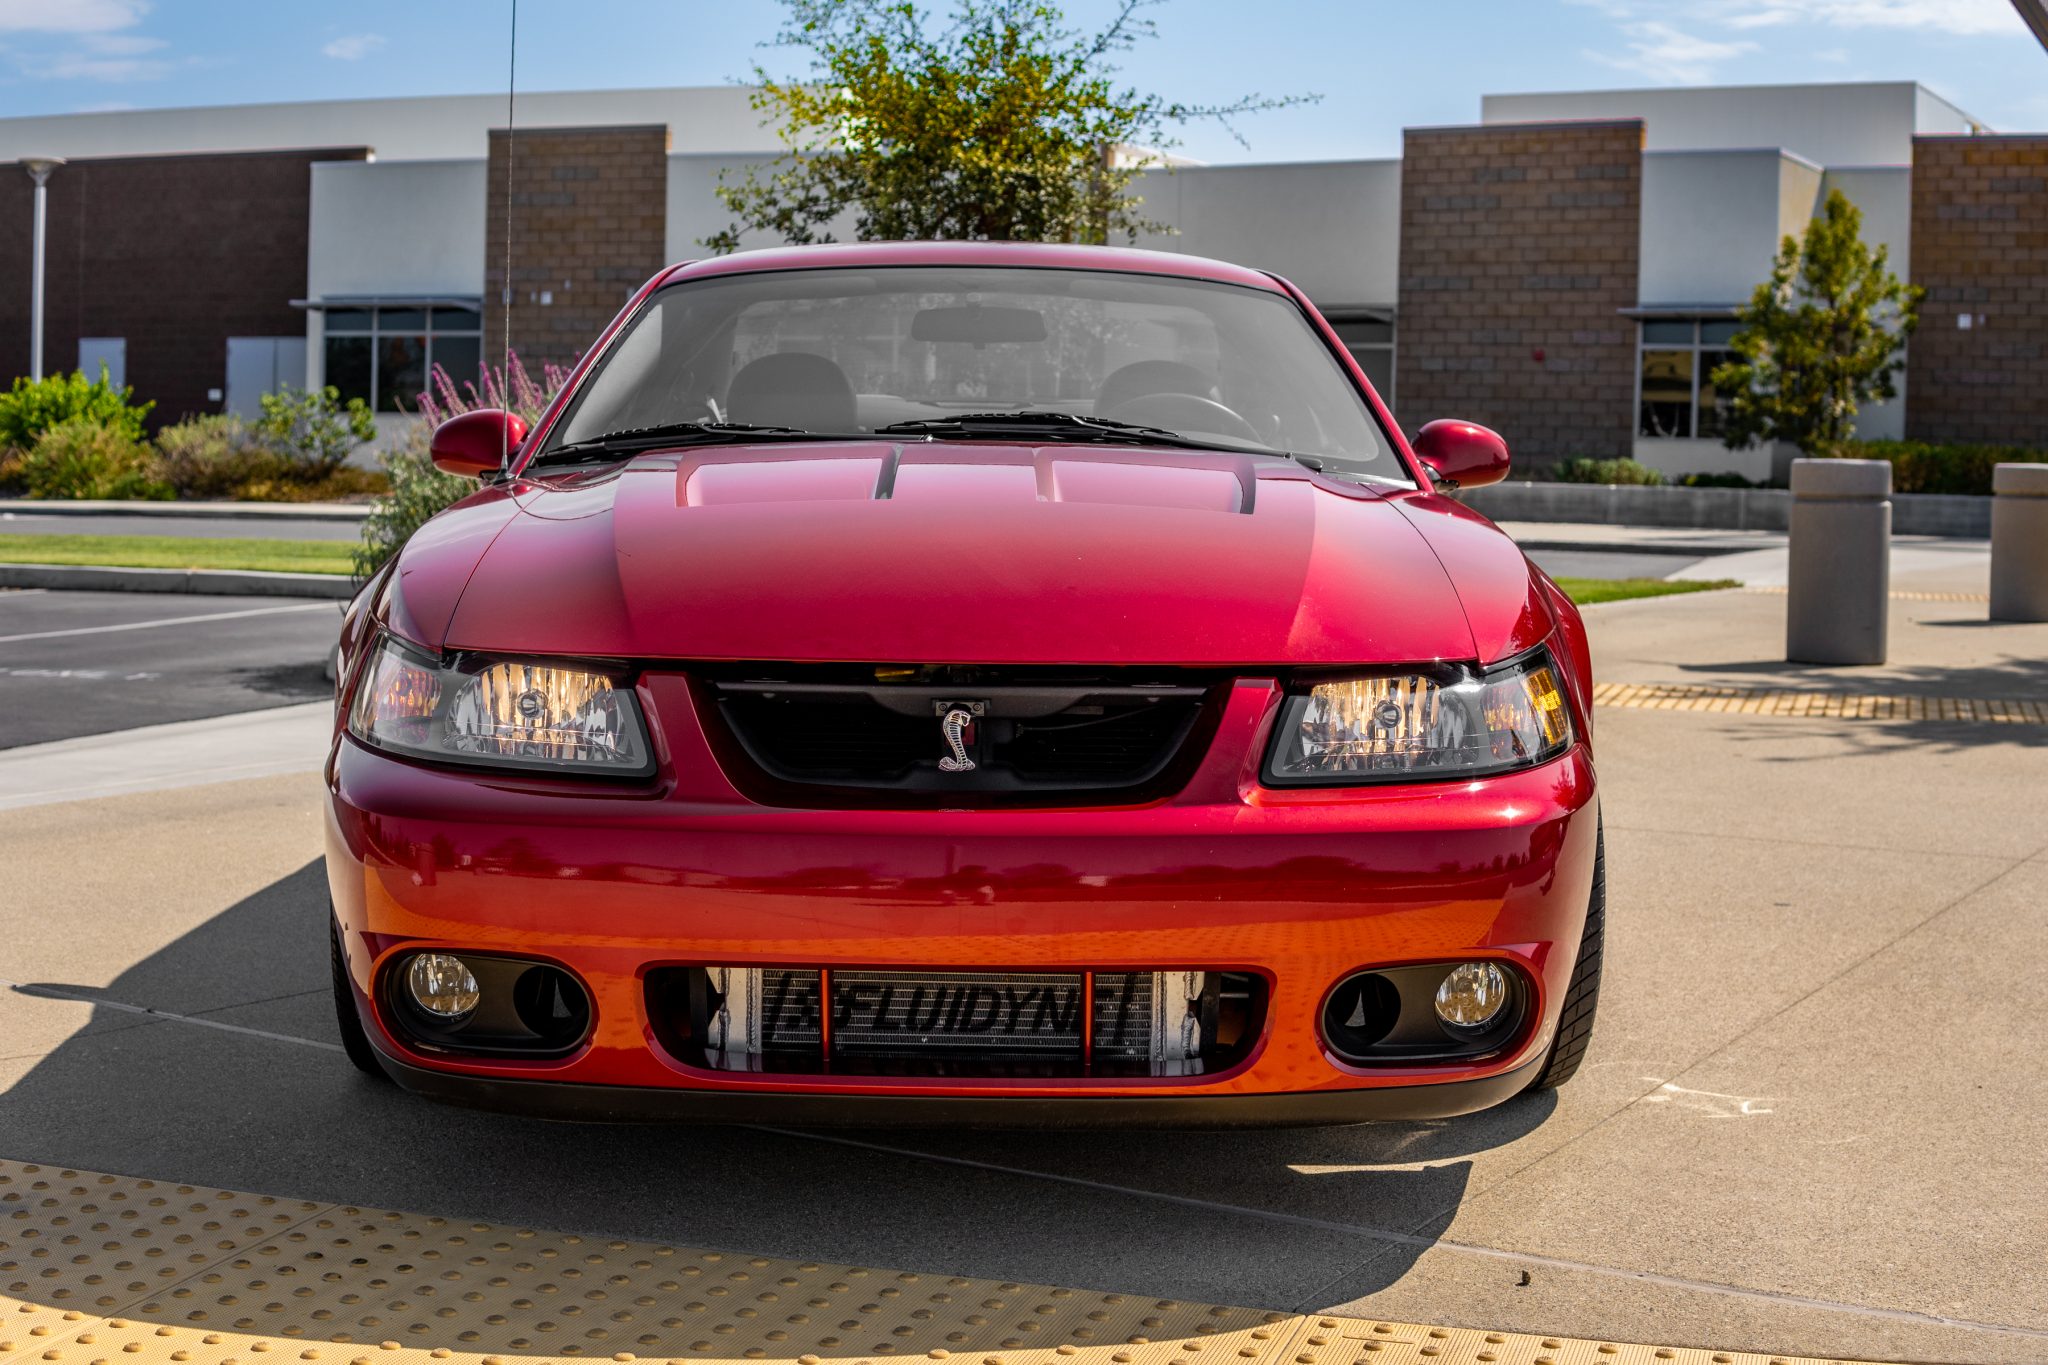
left=324, top=241, right=1602, bottom=1125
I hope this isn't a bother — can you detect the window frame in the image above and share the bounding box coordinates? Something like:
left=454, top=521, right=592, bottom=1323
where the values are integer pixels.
left=323, top=305, right=484, bottom=414
left=1635, top=317, right=1740, bottom=441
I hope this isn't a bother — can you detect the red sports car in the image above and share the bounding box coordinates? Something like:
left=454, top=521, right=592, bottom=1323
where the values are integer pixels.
left=324, top=241, right=1602, bottom=1125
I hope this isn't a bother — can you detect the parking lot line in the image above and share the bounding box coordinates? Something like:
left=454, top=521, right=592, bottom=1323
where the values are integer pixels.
left=0, top=1159, right=1907, bottom=1365
left=0, top=601, right=333, bottom=646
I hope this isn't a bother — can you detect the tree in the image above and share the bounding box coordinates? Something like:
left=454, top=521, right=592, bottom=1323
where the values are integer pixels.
left=708, top=0, right=1312, bottom=251
left=1711, top=189, right=1921, bottom=455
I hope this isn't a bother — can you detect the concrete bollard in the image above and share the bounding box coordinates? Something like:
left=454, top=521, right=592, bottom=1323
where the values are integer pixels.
left=1786, top=458, right=1890, bottom=665
left=1990, top=463, right=2048, bottom=623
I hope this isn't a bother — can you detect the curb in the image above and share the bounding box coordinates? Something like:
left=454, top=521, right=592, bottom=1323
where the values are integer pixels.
left=1510, top=536, right=1750, bottom=558
left=0, top=498, right=369, bottom=521
left=0, top=562, right=357, bottom=600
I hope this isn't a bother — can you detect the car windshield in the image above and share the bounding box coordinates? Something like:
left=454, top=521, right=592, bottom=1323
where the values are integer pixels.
left=542, top=264, right=1408, bottom=483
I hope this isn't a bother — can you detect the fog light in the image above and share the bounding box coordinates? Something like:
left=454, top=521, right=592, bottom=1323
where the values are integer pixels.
left=407, top=953, right=480, bottom=1020
left=1434, top=961, right=1508, bottom=1031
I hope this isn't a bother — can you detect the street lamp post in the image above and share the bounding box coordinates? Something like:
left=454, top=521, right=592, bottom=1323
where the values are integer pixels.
left=20, top=156, right=64, bottom=382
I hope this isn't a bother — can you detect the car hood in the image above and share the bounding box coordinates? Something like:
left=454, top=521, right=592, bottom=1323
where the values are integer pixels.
left=404, top=442, right=1527, bottom=666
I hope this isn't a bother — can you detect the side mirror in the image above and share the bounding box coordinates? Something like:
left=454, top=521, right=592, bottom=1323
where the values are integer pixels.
left=430, top=409, right=529, bottom=479
left=1410, top=419, right=1510, bottom=490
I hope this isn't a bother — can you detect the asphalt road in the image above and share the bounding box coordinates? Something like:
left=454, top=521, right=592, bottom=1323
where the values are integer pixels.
left=0, top=588, right=341, bottom=748
left=1523, top=547, right=1710, bottom=580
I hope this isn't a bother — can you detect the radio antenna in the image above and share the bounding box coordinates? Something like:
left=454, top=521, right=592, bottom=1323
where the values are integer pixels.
left=501, top=0, right=518, bottom=463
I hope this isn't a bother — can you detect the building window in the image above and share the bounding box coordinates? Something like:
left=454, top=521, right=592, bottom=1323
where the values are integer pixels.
left=324, top=306, right=483, bottom=413
left=1330, top=317, right=1395, bottom=405
left=1638, top=319, right=1740, bottom=439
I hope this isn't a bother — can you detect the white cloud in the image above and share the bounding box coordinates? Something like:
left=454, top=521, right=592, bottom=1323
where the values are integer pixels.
left=322, top=32, right=386, bottom=61
left=1574, top=0, right=2025, bottom=85
left=0, top=0, right=148, bottom=35
left=1584, top=21, right=1761, bottom=84
left=0, top=0, right=177, bottom=82
left=1707, top=0, right=2024, bottom=35
left=1578, top=0, right=2026, bottom=37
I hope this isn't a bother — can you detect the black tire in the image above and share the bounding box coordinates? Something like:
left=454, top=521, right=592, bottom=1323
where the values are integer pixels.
left=1526, top=819, right=1604, bottom=1092
left=331, top=914, right=391, bottom=1080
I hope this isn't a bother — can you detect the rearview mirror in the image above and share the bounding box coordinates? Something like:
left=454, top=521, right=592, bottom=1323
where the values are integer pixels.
left=910, top=304, right=1048, bottom=346
left=1410, top=419, right=1510, bottom=490
left=431, top=409, right=528, bottom=479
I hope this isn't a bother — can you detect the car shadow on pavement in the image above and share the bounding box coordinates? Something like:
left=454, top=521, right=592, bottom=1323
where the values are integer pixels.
left=0, top=860, right=1552, bottom=1309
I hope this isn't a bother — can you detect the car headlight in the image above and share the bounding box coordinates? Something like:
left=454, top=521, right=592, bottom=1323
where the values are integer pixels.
left=1264, top=648, right=1572, bottom=785
left=347, top=634, right=653, bottom=776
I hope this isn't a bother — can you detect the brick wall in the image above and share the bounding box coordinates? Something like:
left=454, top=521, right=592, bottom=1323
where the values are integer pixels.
left=484, top=124, right=670, bottom=372
left=0, top=146, right=367, bottom=424
left=1906, top=135, right=2048, bottom=447
left=1395, top=121, right=1642, bottom=467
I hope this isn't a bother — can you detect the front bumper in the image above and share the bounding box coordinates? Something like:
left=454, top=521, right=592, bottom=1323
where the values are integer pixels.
left=373, top=1049, right=1546, bottom=1126
left=325, top=676, right=1599, bottom=1122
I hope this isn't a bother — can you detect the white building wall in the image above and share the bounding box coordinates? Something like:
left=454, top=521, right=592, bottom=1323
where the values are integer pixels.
left=1638, top=150, right=1803, bottom=306
left=308, top=159, right=488, bottom=299
left=304, top=158, right=488, bottom=395
left=666, top=153, right=859, bottom=262
left=1130, top=160, right=1400, bottom=308
left=0, top=87, right=774, bottom=163
left=1824, top=166, right=1914, bottom=442
left=1483, top=82, right=1979, bottom=166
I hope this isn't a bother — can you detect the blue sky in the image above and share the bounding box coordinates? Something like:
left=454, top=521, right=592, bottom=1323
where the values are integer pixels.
left=0, top=1, right=2042, bottom=161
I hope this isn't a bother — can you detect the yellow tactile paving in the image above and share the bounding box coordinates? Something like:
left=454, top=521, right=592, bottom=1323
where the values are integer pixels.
left=0, top=1162, right=1890, bottom=1365
left=1592, top=681, right=2048, bottom=725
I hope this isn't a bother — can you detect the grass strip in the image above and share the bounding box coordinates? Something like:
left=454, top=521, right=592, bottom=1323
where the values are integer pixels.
left=0, top=533, right=354, bottom=576
left=1555, top=576, right=1740, bottom=605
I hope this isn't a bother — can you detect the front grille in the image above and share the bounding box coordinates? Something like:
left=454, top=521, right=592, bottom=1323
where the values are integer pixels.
left=700, top=665, right=1221, bottom=807
left=647, top=966, right=1266, bottom=1079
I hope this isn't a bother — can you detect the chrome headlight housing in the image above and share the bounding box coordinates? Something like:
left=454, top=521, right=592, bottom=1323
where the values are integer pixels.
left=1264, top=647, right=1573, bottom=786
left=347, top=634, right=653, bottom=776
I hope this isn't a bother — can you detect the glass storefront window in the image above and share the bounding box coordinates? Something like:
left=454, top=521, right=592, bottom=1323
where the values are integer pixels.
left=320, top=304, right=483, bottom=412
left=1638, top=319, right=1743, bottom=440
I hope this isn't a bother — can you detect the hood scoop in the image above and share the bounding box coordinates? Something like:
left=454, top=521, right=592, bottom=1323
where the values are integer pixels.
left=679, top=443, right=1253, bottom=514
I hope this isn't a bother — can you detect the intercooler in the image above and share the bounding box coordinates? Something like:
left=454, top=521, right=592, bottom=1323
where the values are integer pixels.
left=671, top=966, right=1251, bottom=1078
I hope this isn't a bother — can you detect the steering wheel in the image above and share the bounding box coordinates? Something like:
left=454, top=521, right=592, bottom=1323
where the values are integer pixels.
left=1100, top=392, right=1265, bottom=445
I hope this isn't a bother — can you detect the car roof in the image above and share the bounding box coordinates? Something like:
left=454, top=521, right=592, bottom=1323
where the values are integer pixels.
left=655, top=240, right=1288, bottom=293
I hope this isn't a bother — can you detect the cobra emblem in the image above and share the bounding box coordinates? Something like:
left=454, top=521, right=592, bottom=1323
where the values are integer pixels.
left=938, top=707, right=977, bottom=773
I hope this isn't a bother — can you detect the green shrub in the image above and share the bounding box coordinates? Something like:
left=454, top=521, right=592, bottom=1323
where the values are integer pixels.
left=354, top=355, right=572, bottom=581
left=352, top=428, right=474, bottom=581
left=1677, top=471, right=1756, bottom=489
left=255, top=385, right=377, bottom=479
left=18, top=417, right=169, bottom=500
left=0, top=446, right=24, bottom=494
left=1826, top=440, right=2040, bottom=496
left=1553, top=457, right=1665, bottom=486
left=151, top=414, right=290, bottom=498
left=0, top=367, right=153, bottom=449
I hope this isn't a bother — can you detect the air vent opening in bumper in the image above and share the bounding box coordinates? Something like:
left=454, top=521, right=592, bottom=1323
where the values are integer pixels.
left=647, top=966, right=1266, bottom=1079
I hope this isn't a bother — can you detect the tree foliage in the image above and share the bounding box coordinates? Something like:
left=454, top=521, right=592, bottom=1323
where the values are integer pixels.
left=709, top=0, right=1312, bottom=250
left=1711, top=189, right=1921, bottom=455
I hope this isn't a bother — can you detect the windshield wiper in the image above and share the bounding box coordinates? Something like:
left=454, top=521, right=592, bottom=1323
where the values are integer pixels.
left=875, top=410, right=1336, bottom=470
left=530, top=421, right=824, bottom=467
left=875, top=411, right=1221, bottom=447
